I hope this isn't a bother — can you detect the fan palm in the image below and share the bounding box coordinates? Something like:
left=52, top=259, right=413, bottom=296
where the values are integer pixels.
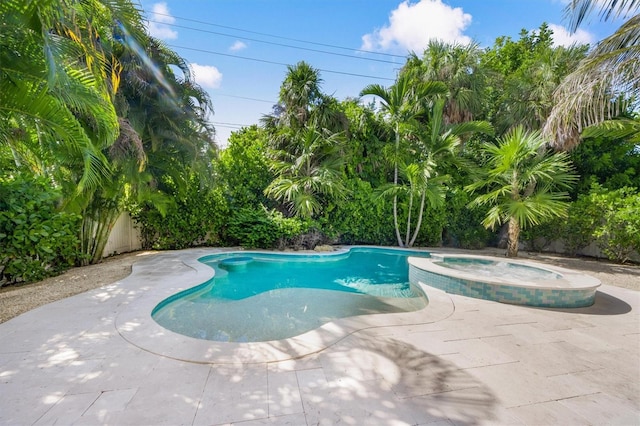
left=466, top=126, right=577, bottom=257
left=265, top=128, right=347, bottom=218
left=404, top=41, right=488, bottom=125
left=262, top=61, right=347, bottom=151
left=544, top=0, right=640, bottom=149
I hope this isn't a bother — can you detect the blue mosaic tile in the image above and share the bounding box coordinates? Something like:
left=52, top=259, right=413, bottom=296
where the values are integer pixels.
left=410, top=264, right=596, bottom=308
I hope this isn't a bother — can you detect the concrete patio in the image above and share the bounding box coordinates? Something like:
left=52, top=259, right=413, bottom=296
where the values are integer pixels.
left=1, top=249, right=638, bottom=425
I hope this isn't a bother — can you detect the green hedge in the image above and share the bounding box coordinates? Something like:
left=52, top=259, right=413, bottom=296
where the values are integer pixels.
left=0, top=175, right=81, bottom=285
left=225, top=207, right=312, bottom=249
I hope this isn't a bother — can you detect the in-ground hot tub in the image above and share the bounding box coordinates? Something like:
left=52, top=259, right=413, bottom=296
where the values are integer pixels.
left=408, top=254, right=601, bottom=308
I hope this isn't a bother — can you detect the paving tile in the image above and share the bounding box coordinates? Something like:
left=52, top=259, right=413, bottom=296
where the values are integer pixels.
left=267, top=354, right=322, bottom=373
left=387, top=353, right=479, bottom=399
left=319, top=345, right=401, bottom=382
left=115, top=358, right=210, bottom=425
left=507, top=400, right=592, bottom=425
left=223, top=412, right=308, bottom=425
left=71, top=388, right=137, bottom=424
left=394, top=330, right=460, bottom=356
left=32, top=391, right=101, bottom=426
left=297, top=368, right=417, bottom=425
left=406, top=387, right=518, bottom=426
left=68, top=348, right=161, bottom=394
left=438, top=338, right=517, bottom=369
left=117, top=386, right=200, bottom=426
left=267, top=369, right=303, bottom=416
left=544, top=327, right=631, bottom=352
left=568, top=367, right=640, bottom=404
left=481, top=337, right=605, bottom=377
left=0, top=383, right=65, bottom=425
left=558, top=392, right=640, bottom=425
left=194, top=365, right=269, bottom=425
left=465, top=362, right=598, bottom=408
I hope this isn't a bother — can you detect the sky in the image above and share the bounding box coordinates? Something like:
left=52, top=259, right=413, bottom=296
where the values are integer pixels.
left=137, top=0, right=622, bottom=148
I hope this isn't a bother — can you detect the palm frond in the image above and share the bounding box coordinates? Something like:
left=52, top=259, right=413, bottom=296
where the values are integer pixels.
left=565, top=0, right=640, bottom=32
left=544, top=14, right=640, bottom=149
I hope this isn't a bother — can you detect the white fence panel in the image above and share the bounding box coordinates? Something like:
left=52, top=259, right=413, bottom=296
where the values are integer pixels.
left=102, top=212, right=142, bottom=257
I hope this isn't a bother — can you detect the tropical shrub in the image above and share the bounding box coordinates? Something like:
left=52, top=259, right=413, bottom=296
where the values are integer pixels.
left=217, top=126, right=273, bottom=210
left=0, top=175, right=81, bottom=285
left=225, top=207, right=312, bottom=249
left=443, top=189, right=493, bottom=249
left=135, top=184, right=228, bottom=250
left=411, top=203, right=448, bottom=247
left=319, top=178, right=396, bottom=245
left=567, top=185, right=640, bottom=263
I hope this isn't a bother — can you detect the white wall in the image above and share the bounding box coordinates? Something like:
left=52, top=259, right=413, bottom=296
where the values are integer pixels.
left=102, top=212, right=142, bottom=257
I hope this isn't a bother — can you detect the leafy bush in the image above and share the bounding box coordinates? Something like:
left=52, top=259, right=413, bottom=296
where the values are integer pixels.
left=411, top=202, right=448, bottom=247
left=442, top=189, right=492, bottom=249
left=319, top=179, right=396, bottom=245
left=135, top=183, right=229, bottom=250
left=561, top=184, right=639, bottom=263
left=0, top=174, right=81, bottom=285
left=589, top=187, right=640, bottom=263
left=225, top=207, right=312, bottom=249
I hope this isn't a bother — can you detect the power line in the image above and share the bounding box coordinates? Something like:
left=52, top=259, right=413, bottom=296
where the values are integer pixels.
left=214, top=93, right=276, bottom=104
left=147, top=19, right=401, bottom=65
left=214, top=124, right=245, bottom=130
left=169, top=44, right=395, bottom=81
left=211, top=121, right=253, bottom=127
left=146, top=11, right=407, bottom=59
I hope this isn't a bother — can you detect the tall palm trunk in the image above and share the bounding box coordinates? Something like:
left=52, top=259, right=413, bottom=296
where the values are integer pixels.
left=506, top=216, right=520, bottom=257
left=393, top=123, right=404, bottom=247
left=408, top=190, right=427, bottom=247
left=405, top=191, right=414, bottom=245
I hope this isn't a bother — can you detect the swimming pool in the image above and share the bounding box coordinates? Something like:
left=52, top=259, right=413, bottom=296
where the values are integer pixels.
left=152, top=248, right=430, bottom=342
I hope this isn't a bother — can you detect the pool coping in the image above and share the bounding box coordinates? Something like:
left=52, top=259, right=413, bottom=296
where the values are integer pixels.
left=115, top=247, right=456, bottom=364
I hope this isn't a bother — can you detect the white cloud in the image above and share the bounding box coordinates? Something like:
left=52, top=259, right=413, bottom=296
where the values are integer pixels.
left=229, top=40, right=247, bottom=51
left=147, top=2, right=178, bottom=40
left=191, top=63, right=223, bottom=89
left=361, top=0, right=472, bottom=53
left=548, top=23, right=595, bottom=47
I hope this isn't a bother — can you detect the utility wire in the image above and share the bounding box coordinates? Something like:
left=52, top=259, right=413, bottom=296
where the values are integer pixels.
left=214, top=93, right=276, bottom=104
left=211, top=121, right=253, bottom=127
left=169, top=44, right=395, bottom=81
left=147, top=11, right=406, bottom=59
left=147, top=19, right=401, bottom=65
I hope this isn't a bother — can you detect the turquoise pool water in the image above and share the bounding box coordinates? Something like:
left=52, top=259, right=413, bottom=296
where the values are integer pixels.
left=152, top=247, right=430, bottom=342
left=435, top=257, right=562, bottom=280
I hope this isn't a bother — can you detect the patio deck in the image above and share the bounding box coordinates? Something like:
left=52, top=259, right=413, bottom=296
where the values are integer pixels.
left=1, top=249, right=638, bottom=425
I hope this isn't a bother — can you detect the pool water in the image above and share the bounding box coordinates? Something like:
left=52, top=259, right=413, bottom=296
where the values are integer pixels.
left=435, top=257, right=561, bottom=281
left=152, top=248, right=429, bottom=342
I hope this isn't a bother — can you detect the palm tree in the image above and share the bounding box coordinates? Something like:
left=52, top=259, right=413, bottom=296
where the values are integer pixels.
left=544, top=0, right=639, bottom=149
left=360, top=74, right=446, bottom=246
left=466, top=126, right=577, bottom=257
left=496, top=46, right=587, bottom=134
left=379, top=99, right=493, bottom=247
left=262, top=61, right=347, bottom=151
left=74, top=36, right=217, bottom=264
left=262, top=62, right=349, bottom=218
left=404, top=41, right=488, bottom=125
left=265, top=127, right=347, bottom=218
left=0, top=0, right=145, bottom=191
